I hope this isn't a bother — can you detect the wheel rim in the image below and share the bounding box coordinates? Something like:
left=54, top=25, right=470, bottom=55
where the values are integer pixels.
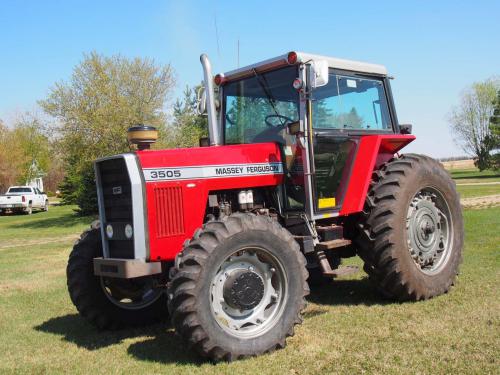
left=100, top=276, right=162, bottom=310
left=406, top=187, right=453, bottom=274
left=210, top=247, right=288, bottom=338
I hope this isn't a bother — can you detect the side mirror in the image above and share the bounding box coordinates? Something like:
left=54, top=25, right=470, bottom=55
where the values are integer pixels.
left=196, top=87, right=207, bottom=115
left=400, top=124, right=413, bottom=134
left=310, top=60, right=329, bottom=88
left=196, top=86, right=220, bottom=115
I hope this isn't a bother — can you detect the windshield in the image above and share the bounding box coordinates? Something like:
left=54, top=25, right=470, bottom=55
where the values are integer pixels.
left=7, top=187, right=31, bottom=193
left=223, top=66, right=299, bottom=144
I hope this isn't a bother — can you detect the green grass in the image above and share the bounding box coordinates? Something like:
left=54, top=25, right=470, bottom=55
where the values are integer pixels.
left=0, top=205, right=498, bottom=374
left=456, top=184, right=500, bottom=198
left=449, top=168, right=500, bottom=184
left=0, top=205, right=95, bottom=243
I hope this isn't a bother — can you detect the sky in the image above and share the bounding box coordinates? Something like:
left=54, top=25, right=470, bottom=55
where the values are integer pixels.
left=0, top=0, right=498, bottom=158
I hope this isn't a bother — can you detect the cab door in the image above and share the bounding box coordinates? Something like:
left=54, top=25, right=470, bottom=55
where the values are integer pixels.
left=309, top=70, right=394, bottom=215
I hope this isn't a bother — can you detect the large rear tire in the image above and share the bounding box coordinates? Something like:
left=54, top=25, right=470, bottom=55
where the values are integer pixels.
left=67, top=223, right=169, bottom=329
left=355, top=154, right=463, bottom=301
left=168, top=213, right=309, bottom=361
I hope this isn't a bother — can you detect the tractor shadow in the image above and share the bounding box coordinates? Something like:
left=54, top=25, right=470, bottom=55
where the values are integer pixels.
left=34, top=314, right=202, bottom=365
left=127, top=332, right=204, bottom=365
left=35, top=278, right=391, bottom=365
left=452, top=173, right=500, bottom=180
left=306, top=277, right=392, bottom=307
left=10, top=213, right=95, bottom=229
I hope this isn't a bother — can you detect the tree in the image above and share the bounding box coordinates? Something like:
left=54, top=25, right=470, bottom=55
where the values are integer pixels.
left=449, top=78, right=500, bottom=171
left=488, top=90, right=500, bottom=170
left=0, top=114, right=51, bottom=192
left=0, top=120, right=19, bottom=192
left=39, top=52, right=175, bottom=214
left=170, top=85, right=208, bottom=147
left=12, top=113, right=51, bottom=185
left=344, top=107, right=364, bottom=128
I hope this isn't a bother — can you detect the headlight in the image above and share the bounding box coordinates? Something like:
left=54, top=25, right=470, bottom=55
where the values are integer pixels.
left=106, top=224, right=114, bottom=239
left=124, top=224, right=133, bottom=239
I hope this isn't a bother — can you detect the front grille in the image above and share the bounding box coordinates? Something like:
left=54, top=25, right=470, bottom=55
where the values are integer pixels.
left=97, top=158, right=134, bottom=259
left=154, top=186, right=185, bottom=238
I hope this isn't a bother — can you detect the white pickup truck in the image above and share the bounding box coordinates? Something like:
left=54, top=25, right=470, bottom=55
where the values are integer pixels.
left=0, top=186, right=49, bottom=215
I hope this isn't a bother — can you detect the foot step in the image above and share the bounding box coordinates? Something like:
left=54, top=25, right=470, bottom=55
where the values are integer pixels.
left=316, top=239, right=352, bottom=251
left=322, top=265, right=359, bottom=278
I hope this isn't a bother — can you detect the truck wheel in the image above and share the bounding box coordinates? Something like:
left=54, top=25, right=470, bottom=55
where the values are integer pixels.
left=356, top=154, right=464, bottom=301
left=168, top=213, right=309, bottom=361
left=67, top=223, right=168, bottom=329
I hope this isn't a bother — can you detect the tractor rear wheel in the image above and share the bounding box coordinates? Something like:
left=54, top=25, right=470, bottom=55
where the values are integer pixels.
left=356, top=154, right=463, bottom=301
left=67, top=223, right=168, bottom=329
left=168, top=213, right=309, bottom=361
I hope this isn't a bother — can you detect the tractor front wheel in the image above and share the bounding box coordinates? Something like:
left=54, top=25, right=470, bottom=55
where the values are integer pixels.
left=356, top=154, right=464, bottom=301
left=168, top=213, right=309, bottom=361
left=67, top=223, right=168, bottom=329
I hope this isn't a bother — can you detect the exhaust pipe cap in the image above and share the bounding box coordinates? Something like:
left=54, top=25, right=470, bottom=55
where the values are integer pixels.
left=127, top=125, right=158, bottom=150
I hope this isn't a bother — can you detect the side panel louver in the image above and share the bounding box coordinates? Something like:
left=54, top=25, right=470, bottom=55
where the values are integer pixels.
left=154, top=186, right=185, bottom=238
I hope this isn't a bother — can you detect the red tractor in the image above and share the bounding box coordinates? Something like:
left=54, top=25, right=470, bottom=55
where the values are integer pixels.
left=67, top=51, right=463, bottom=361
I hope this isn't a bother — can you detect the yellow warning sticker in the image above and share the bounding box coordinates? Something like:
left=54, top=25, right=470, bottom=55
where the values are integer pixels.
left=318, top=197, right=336, bottom=209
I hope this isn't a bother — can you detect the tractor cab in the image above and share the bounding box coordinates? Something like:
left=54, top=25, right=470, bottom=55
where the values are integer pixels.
left=207, top=51, right=413, bottom=220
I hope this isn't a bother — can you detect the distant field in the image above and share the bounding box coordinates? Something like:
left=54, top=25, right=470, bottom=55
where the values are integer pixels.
left=441, top=159, right=475, bottom=170
left=442, top=165, right=500, bottom=202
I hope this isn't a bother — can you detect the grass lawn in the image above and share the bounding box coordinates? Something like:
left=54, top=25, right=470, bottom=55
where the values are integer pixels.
left=0, top=205, right=95, bottom=244
left=449, top=168, right=500, bottom=184
left=456, top=184, right=500, bottom=198
left=0, top=205, right=498, bottom=374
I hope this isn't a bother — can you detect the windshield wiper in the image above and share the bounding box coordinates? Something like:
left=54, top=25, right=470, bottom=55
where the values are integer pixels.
left=252, top=69, right=286, bottom=127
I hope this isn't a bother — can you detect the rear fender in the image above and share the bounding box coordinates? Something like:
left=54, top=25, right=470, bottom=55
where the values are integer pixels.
left=339, top=134, right=415, bottom=216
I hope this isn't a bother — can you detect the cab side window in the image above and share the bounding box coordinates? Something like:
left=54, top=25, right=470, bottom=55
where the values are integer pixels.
left=312, top=73, right=391, bottom=131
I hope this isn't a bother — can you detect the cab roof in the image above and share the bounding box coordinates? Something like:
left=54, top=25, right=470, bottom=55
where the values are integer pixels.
left=220, top=51, right=388, bottom=81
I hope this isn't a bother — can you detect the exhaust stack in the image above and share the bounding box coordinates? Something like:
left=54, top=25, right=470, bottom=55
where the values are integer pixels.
left=200, top=54, right=220, bottom=146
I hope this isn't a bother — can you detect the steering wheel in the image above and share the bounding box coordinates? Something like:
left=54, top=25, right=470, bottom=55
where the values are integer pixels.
left=265, top=114, right=294, bottom=127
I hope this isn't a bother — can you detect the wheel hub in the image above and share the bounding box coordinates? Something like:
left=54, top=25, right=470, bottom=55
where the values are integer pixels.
left=210, top=249, right=286, bottom=338
left=406, top=189, right=452, bottom=274
left=223, top=270, right=264, bottom=310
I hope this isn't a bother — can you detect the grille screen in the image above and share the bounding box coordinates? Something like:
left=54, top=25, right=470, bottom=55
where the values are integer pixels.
left=154, top=186, right=185, bottom=238
left=97, top=158, right=134, bottom=259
